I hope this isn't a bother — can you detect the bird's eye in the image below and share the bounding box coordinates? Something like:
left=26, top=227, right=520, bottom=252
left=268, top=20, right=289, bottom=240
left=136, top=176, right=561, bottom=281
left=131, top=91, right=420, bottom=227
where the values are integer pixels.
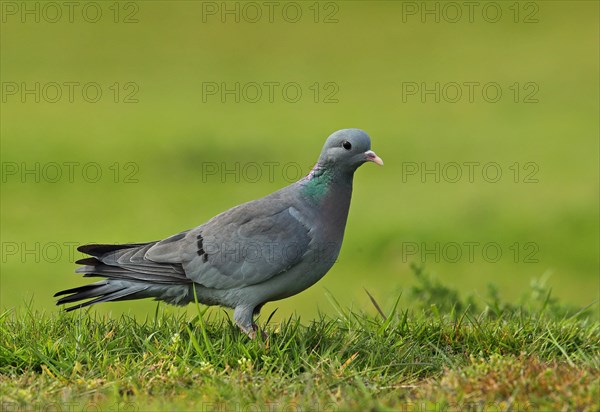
left=342, top=141, right=352, bottom=150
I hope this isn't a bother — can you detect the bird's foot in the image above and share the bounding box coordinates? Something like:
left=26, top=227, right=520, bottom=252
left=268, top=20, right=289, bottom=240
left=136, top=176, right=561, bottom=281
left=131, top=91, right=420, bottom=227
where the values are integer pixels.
left=244, top=323, right=268, bottom=340
left=234, top=306, right=267, bottom=340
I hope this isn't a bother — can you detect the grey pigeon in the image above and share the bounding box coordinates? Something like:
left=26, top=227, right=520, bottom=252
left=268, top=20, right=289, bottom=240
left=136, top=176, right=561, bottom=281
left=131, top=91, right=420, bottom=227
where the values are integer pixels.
left=55, top=129, right=383, bottom=338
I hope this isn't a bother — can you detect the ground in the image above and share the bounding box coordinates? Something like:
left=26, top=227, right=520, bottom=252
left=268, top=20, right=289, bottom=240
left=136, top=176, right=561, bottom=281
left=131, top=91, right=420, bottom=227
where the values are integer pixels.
left=2, top=269, right=598, bottom=411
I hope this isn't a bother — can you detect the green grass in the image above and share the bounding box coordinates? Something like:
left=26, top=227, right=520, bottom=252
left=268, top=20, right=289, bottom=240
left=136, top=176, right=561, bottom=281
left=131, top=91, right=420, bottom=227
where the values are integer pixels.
left=2, top=269, right=598, bottom=411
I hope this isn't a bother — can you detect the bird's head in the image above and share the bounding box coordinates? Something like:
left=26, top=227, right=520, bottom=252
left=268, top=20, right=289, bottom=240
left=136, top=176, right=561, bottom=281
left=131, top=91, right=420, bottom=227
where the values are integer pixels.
left=317, top=129, right=383, bottom=174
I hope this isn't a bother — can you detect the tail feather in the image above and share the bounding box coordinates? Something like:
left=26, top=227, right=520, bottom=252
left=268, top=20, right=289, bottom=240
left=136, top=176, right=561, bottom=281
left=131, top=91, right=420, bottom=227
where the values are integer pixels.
left=77, top=263, right=188, bottom=285
left=85, top=243, right=189, bottom=280
left=77, top=243, right=151, bottom=257
left=55, top=281, right=149, bottom=311
left=54, top=281, right=109, bottom=298
left=56, top=241, right=193, bottom=311
left=75, top=257, right=101, bottom=265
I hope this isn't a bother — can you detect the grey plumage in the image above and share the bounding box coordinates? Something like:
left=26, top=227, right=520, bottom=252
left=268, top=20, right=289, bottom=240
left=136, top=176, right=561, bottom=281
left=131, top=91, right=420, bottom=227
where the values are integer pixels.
left=55, top=129, right=383, bottom=338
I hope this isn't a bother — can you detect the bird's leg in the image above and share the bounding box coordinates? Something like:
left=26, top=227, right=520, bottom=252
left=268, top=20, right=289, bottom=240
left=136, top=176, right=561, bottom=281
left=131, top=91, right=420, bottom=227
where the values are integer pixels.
left=234, top=305, right=257, bottom=338
left=234, top=305, right=267, bottom=339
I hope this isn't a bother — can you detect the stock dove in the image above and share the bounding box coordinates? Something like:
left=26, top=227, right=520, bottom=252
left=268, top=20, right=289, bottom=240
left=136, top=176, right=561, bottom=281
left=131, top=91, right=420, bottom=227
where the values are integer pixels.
left=55, top=129, right=383, bottom=338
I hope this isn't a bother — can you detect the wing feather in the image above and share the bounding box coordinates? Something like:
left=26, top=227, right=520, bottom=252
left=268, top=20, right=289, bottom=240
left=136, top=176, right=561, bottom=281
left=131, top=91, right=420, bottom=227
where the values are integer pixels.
left=146, top=195, right=313, bottom=289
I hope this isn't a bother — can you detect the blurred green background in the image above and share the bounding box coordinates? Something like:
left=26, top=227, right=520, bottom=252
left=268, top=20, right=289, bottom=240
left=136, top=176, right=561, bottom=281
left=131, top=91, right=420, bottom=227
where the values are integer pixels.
left=1, top=1, right=598, bottom=321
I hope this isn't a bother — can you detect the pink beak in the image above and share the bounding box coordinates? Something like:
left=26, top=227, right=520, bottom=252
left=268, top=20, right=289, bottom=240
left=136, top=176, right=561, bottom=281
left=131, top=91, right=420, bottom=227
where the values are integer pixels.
left=365, top=150, right=384, bottom=166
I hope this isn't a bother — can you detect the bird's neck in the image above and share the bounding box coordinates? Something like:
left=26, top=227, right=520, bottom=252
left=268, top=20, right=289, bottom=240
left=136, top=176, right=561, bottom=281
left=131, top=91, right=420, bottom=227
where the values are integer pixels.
left=300, top=163, right=353, bottom=208
left=300, top=164, right=353, bottom=243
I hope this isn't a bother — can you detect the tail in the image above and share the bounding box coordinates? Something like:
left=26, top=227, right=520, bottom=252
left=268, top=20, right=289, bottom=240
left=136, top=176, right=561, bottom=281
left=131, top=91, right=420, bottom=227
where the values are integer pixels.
left=55, top=242, right=193, bottom=311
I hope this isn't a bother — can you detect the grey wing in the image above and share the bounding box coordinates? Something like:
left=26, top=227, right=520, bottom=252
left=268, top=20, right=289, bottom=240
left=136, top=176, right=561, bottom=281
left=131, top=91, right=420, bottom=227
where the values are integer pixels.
left=145, top=204, right=313, bottom=289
